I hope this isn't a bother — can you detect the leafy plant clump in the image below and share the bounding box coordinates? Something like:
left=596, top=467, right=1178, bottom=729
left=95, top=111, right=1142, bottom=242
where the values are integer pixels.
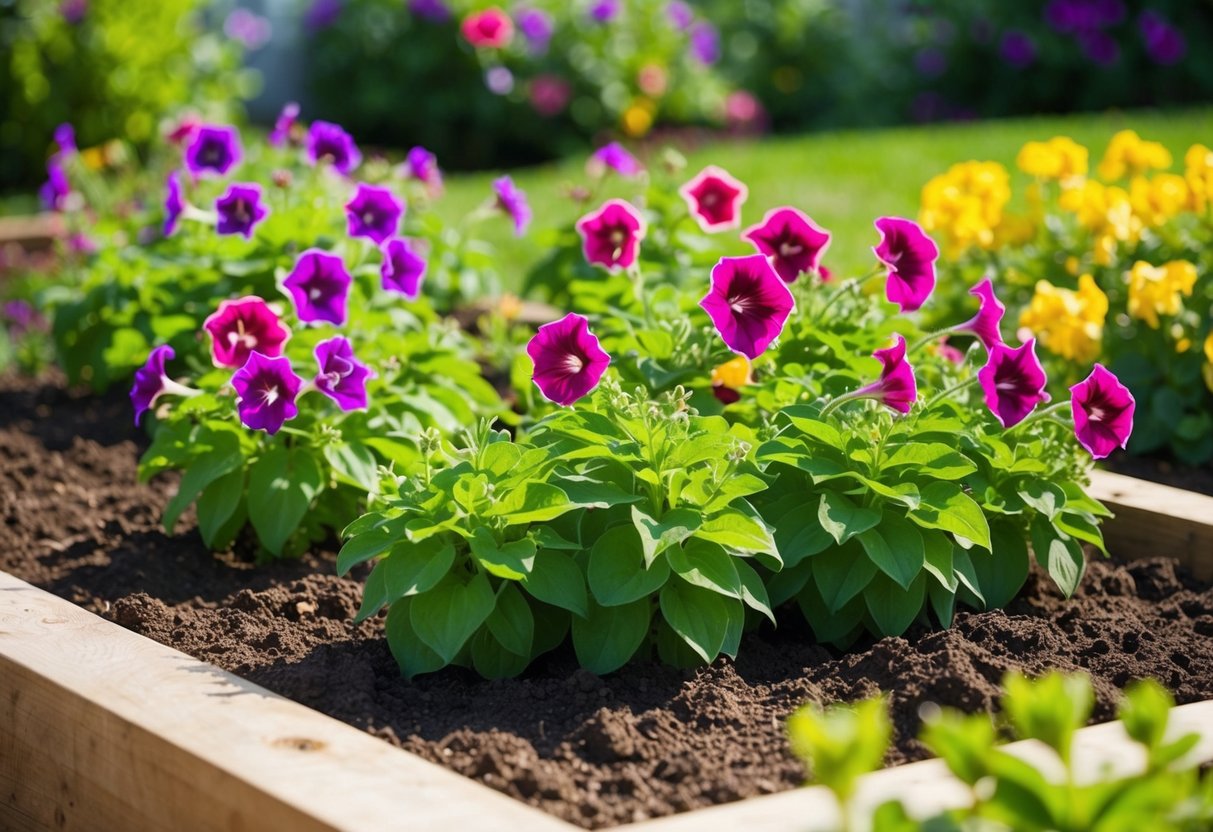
left=789, top=672, right=1213, bottom=832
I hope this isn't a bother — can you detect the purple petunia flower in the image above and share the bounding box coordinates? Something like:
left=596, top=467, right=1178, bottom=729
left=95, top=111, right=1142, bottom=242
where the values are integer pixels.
left=215, top=183, right=269, bottom=239
left=589, top=0, right=619, bottom=23
left=1079, top=29, right=1119, bottom=66
left=204, top=297, right=291, bottom=369
left=680, top=165, right=748, bottom=233
left=914, top=47, right=948, bottom=78
left=409, top=0, right=451, bottom=22
left=224, top=8, right=272, bottom=49
left=345, top=183, right=404, bottom=245
left=306, top=120, right=362, bottom=175
left=689, top=21, right=720, bottom=65
left=666, top=0, right=694, bottom=30
left=313, top=336, right=373, bottom=411
left=283, top=249, right=352, bottom=325
left=958, top=277, right=1005, bottom=352
left=1070, top=364, right=1135, bottom=459
left=304, top=0, right=343, bottom=31
left=576, top=199, right=646, bottom=273
left=699, top=254, right=795, bottom=360
left=53, top=123, right=76, bottom=156
left=873, top=217, right=939, bottom=313
left=493, top=176, right=531, bottom=236
left=185, top=124, right=242, bottom=178
left=979, top=339, right=1050, bottom=428
left=516, top=7, right=553, bottom=53
left=130, top=345, right=176, bottom=426
left=232, top=352, right=303, bottom=435
left=527, top=313, right=611, bottom=406
left=742, top=207, right=831, bottom=284
left=402, top=146, right=443, bottom=193
left=60, top=0, right=87, bottom=23
left=164, top=171, right=185, bottom=237
left=851, top=335, right=918, bottom=415
left=999, top=31, right=1037, bottom=69
left=269, top=102, right=300, bottom=148
left=587, top=142, right=643, bottom=178
left=380, top=238, right=427, bottom=298
left=2, top=300, right=44, bottom=338
left=1140, top=11, right=1186, bottom=65
left=39, top=157, right=70, bottom=212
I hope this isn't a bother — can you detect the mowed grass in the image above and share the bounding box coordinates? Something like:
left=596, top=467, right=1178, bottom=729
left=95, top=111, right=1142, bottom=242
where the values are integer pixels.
left=438, top=107, right=1213, bottom=291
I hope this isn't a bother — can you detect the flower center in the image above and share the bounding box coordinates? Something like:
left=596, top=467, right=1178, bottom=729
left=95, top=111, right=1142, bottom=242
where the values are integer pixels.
left=563, top=354, right=585, bottom=374
left=609, top=228, right=626, bottom=246
left=227, top=319, right=258, bottom=349
left=728, top=294, right=751, bottom=315
left=323, top=371, right=343, bottom=388
left=362, top=210, right=377, bottom=227
left=260, top=384, right=280, bottom=405
left=309, top=286, right=323, bottom=301
left=233, top=199, right=250, bottom=224
left=779, top=240, right=803, bottom=258
left=1088, top=405, right=1106, bottom=422
left=702, top=192, right=718, bottom=206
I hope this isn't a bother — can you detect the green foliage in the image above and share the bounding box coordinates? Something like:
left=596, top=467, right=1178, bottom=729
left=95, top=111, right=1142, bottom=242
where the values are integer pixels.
left=791, top=672, right=1213, bottom=832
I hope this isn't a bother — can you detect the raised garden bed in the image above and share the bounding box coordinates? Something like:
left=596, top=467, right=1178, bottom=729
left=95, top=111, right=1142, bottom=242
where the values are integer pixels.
left=4, top=373, right=1213, bottom=829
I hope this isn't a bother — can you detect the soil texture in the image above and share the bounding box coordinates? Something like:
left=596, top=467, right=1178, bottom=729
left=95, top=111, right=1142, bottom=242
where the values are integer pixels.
left=5, top=373, right=1213, bottom=828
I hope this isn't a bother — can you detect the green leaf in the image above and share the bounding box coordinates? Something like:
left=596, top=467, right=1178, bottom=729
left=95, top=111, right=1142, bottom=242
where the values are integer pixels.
left=163, top=430, right=243, bottom=533
left=882, top=442, right=977, bottom=480
left=864, top=573, right=926, bottom=637
left=1031, top=517, right=1085, bottom=598
left=195, top=468, right=244, bottom=549
left=1018, top=481, right=1066, bottom=520
left=470, top=628, right=531, bottom=679
left=470, top=527, right=537, bottom=580
left=336, top=514, right=410, bottom=576
left=485, top=482, right=576, bottom=524
left=969, top=521, right=1031, bottom=609
left=572, top=597, right=651, bottom=674
left=523, top=550, right=589, bottom=617
left=735, top=559, right=775, bottom=623
left=631, top=506, right=701, bottom=568
left=1055, top=511, right=1108, bottom=556
left=659, top=578, right=732, bottom=663
left=908, top=482, right=991, bottom=551
left=772, top=504, right=834, bottom=568
left=248, top=446, right=324, bottom=555
left=818, top=491, right=882, bottom=546
left=551, top=476, right=642, bottom=508
left=587, top=524, right=671, bottom=606
left=928, top=580, right=956, bottom=626
left=695, top=506, right=778, bottom=556
left=783, top=409, right=844, bottom=447
left=385, top=597, right=446, bottom=679
left=858, top=516, right=924, bottom=590
left=812, top=540, right=878, bottom=612
left=382, top=537, right=456, bottom=601
left=409, top=572, right=496, bottom=663
left=667, top=538, right=742, bottom=599
left=354, top=560, right=388, bottom=623
left=921, top=529, right=957, bottom=591
left=951, top=547, right=986, bottom=607
left=324, top=441, right=379, bottom=492
left=485, top=583, right=534, bottom=657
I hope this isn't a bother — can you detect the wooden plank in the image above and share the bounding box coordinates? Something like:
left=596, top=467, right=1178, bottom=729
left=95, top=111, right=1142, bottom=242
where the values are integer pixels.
left=631, top=699, right=1213, bottom=832
left=0, top=214, right=63, bottom=250
left=0, top=571, right=577, bottom=832
left=1088, top=470, right=1213, bottom=580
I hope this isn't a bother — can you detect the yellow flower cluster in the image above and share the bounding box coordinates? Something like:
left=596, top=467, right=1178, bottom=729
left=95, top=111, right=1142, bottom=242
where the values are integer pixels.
left=1017, top=136, right=1088, bottom=182
left=1204, top=332, right=1213, bottom=393
left=1126, top=260, right=1198, bottom=329
left=919, top=161, right=1012, bottom=257
left=1019, top=274, right=1108, bottom=363
left=1058, top=179, right=1141, bottom=265
left=1129, top=173, right=1190, bottom=227
left=1185, top=144, right=1213, bottom=213
left=1097, top=129, right=1172, bottom=181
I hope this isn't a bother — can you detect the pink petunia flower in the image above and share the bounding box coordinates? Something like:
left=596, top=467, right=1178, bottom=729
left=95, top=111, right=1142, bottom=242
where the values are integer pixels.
left=679, top=165, right=748, bottom=233
left=204, top=297, right=290, bottom=369
left=979, top=338, right=1050, bottom=428
left=699, top=254, right=795, bottom=359
left=851, top=335, right=918, bottom=414
left=527, top=313, right=611, bottom=406
left=575, top=199, right=646, bottom=272
left=957, top=276, right=1006, bottom=351
left=461, top=7, right=513, bottom=47
left=1070, top=364, right=1135, bottom=459
left=873, top=216, right=939, bottom=313
left=742, top=207, right=831, bottom=284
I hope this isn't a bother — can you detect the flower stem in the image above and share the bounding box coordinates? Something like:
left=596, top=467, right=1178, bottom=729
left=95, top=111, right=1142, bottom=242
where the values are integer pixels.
left=627, top=264, right=654, bottom=328
left=919, top=376, right=979, bottom=412
left=161, top=377, right=203, bottom=399
left=908, top=325, right=959, bottom=355
left=1005, top=401, right=1073, bottom=435
left=814, top=266, right=884, bottom=322
left=819, top=391, right=863, bottom=419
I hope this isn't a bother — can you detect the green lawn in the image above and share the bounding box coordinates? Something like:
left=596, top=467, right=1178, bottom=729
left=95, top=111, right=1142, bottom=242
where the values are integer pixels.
left=438, top=107, right=1213, bottom=291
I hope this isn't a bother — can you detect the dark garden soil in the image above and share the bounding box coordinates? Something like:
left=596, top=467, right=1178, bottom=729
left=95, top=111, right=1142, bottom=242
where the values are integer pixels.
left=5, top=373, right=1213, bottom=828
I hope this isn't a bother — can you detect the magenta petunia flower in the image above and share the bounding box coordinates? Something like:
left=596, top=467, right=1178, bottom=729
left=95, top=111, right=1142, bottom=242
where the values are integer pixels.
left=163, top=171, right=185, bottom=236
left=587, top=142, right=643, bottom=178
left=215, top=183, right=269, bottom=239
left=461, top=7, right=513, bottom=47
left=589, top=0, right=619, bottom=23
left=576, top=199, right=646, bottom=273
left=306, top=120, right=362, bottom=175
left=53, top=123, right=76, bottom=156
left=403, top=146, right=443, bottom=193
left=166, top=114, right=202, bottom=146
left=742, top=207, right=831, bottom=284
left=1070, top=364, right=1135, bottom=459
left=345, top=183, right=404, bottom=244
left=527, top=313, right=611, bottom=406
left=852, top=335, right=917, bottom=414
left=314, top=336, right=373, bottom=411
left=232, top=352, right=302, bottom=435
left=873, top=216, right=939, bottom=313
left=699, top=254, right=795, bottom=360
left=130, top=345, right=175, bottom=426
left=380, top=237, right=427, bottom=298
left=493, top=176, right=531, bottom=236
left=269, top=102, right=300, bottom=147
left=679, top=165, right=748, bottom=233
left=39, top=157, right=70, bottom=212
left=979, top=339, right=1050, bottom=428
left=204, top=297, right=291, bottom=369
left=957, top=276, right=1005, bottom=351
left=283, top=249, right=352, bottom=325
left=185, top=124, right=242, bottom=178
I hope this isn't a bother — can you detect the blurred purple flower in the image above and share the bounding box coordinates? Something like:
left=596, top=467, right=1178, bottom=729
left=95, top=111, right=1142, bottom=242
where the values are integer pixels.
left=304, top=0, right=343, bottom=31
left=345, top=183, right=404, bottom=245
left=690, top=21, right=720, bottom=65
left=215, top=183, right=269, bottom=239
left=910, top=91, right=947, bottom=122
left=516, top=7, right=553, bottom=53
left=587, top=142, right=643, bottom=178
left=999, top=30, right=1037, bottom=69
left=588, top=0, right=619, bottom=23
left=409, top=0, right=451, bottom=22
left=39, top=158, right=70, bottom=212
left=1140, top=12, right=1186, bottom=65
left=269, top=102, right=299, bottom=147
left=306, top=121, right=361, bottom=174
left=53, top=123, right=75, bottom=156
left=530, top=74, right=571, bottom=116
left=224, top=9, right=272, bottom=49
left=2, top=300, right=44, bottom=338
left=403, top=146, right=443, bottom=193
left=380, top=238, right=427, bottom=298
left=666, top=0, right=693, bottom=30
left=1079, top=29, right=1119, bottom=66
left=314, top=337, right=373, bottom=411
left=493, top=176, right=531, bottom=236
left=163, top=171, right=184, bottom=237
left=185, top=124, right=242, bottom=177
left=59, top=0, right=87, bottom=24
left=486, top=65, right=515, bottom=95
left=914, top=47, right=948, bottom=78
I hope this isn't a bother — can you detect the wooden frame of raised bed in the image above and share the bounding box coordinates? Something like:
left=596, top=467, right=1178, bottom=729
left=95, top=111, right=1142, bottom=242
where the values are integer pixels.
left=4, top=469, right=1213, bottom=832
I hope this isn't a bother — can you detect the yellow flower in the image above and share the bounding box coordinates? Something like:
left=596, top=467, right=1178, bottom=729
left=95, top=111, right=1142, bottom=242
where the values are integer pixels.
left=1017, top=136, right=1088, bottom=181
left=1060, top=179, right=1141, bottom=264
left=621, top=100, right=655, bottom=137
left=1126, top=260, right=1198, bottom=329
left=1064, top=256, right=1081, bottom=276
left=498, top=293, right=523, bottom=322
left=711, top=355, right=752, bottom=390
left=991, top=212, right=1036, bottom=248
left=1097, top=129, right=1172, bottom=181
left=919, top=161, right=1011, bottom=258
left=1204, top=332, right=1213, bottom=393
left=1206, top=330, right=1213, bottom=365
left=1184, top=143, right=1213, bottom=213
left=1129, top=173, right=1189, bottom=227
left=1018, top=274, right=1108, bottom=364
